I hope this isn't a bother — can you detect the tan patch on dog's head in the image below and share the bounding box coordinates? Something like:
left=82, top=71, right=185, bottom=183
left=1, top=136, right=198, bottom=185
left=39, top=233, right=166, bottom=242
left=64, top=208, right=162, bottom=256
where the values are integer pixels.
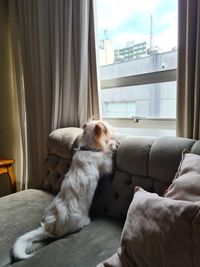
left=79, top=120, right=114, bottom=151
left=94, top=122, right=111, bottom=150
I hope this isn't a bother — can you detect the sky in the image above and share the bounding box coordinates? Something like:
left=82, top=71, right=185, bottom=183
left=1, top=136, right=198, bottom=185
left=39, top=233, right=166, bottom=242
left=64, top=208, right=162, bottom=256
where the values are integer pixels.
left=96, top=0, right=178, bottom=52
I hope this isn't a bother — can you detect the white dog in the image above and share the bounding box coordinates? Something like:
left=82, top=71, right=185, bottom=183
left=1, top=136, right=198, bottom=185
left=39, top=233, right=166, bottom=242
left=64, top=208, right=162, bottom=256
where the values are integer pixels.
left=12, top=120, right=116, bottom=260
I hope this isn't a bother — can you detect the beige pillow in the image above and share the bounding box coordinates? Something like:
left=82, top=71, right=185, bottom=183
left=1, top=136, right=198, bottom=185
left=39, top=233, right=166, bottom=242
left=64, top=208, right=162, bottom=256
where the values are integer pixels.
left=98, top=187, right=200, bottom=267
left=164, top=153, right=200, bottom=202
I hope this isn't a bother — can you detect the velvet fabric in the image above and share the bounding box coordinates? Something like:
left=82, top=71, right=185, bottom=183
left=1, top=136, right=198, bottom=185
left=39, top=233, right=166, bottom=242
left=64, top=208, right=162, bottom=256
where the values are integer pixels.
left=165, top=153, right=200, bottom=202
left=99, top=188, right=200, bottom=267
left=11, top=219, right=122, bottom=267
left=0, top=189, right=53, bottom=267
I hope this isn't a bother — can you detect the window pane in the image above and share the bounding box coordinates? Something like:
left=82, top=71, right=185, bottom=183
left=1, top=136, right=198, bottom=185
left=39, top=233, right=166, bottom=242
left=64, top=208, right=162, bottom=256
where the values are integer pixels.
left=116, top=127, right=176, bottom=137
left=96, top=0, right=178, bottom=137
left=97, top=0, right=178, bottom=75
left=103, top=101, right=136, bottom=118
left=101, top=82, right=176, bottom=119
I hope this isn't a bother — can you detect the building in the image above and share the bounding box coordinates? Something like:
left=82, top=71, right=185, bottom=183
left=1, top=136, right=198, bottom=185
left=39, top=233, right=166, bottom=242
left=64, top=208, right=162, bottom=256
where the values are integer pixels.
left=114, top=42, right=147, bottom=62
left=99, top=39, right=147, bottom=65
left=98, top=39, right=114, bottom=66
left=100, top=50, right=177, bottom=119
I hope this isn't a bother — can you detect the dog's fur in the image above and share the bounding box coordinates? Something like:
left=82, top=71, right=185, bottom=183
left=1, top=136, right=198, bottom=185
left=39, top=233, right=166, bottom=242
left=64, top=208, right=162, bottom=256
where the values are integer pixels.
left=12, top=120, right=116, bottom=260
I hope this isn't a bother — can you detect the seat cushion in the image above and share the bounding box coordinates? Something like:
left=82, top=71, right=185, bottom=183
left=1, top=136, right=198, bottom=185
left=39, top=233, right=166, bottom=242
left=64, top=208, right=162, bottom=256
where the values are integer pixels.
left=0, top=189, right=54, bottom=267
left=11, top=218, right=122, bottom=267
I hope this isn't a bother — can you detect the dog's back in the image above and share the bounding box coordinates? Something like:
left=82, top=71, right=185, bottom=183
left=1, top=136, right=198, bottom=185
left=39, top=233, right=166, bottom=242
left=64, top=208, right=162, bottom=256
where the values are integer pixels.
left=41, top=149, right=107, bottom=237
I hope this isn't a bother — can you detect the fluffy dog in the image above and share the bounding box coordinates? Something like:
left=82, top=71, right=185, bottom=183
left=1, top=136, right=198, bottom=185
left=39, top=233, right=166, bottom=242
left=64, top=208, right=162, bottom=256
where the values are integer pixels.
left=12, top=120, right=116, bottom=260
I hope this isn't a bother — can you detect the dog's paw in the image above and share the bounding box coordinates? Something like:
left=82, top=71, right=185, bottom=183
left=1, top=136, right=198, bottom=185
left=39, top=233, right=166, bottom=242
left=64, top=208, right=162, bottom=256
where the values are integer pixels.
left=108, top=139, right=117, bottom=151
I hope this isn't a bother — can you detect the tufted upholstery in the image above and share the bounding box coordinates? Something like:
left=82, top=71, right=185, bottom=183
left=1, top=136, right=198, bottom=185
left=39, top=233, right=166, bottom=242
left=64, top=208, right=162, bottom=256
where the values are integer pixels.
left=42, top=127, right=200, bottom=222
left=42, top=128, right=82, bottom=193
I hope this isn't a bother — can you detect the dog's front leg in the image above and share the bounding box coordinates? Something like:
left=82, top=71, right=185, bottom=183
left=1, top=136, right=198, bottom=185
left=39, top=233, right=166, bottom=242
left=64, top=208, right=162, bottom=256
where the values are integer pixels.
left=101, top=146, right=116, bottom=176
left=107, top=139, right=117, bottom=151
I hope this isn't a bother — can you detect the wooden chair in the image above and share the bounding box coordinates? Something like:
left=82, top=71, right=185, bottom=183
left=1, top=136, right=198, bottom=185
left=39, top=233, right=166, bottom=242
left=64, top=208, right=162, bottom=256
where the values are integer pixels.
left=0, top=157, right=16, bottom=193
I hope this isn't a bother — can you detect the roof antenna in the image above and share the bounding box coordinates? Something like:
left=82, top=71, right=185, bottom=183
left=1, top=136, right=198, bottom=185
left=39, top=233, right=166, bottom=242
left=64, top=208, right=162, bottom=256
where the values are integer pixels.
left=150, top=14, right=153, bottom=48
left=147, top=14, right=159, bottom=55
left=104, top=29, right=108, bottom=40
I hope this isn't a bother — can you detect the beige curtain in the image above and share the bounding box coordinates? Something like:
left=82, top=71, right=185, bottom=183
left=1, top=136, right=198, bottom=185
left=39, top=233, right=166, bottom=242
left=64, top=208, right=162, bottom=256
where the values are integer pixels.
left=50, top=0, right=100, bottom=129
left=177, top=0, right=200, bottom=139
left=9, top=0, right=100, bottom=189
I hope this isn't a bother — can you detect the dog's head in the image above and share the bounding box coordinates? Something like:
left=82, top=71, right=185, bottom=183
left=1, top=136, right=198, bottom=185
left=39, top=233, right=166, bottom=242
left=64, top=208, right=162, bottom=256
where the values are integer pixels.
left=79, top=120, right=114, bottom=151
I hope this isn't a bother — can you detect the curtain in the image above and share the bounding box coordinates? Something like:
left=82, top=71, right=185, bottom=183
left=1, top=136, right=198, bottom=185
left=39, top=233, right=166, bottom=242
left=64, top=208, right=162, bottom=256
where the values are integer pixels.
left=9, top=0, right=100, bottom=189
left=176, top=0, right=200, bottom=139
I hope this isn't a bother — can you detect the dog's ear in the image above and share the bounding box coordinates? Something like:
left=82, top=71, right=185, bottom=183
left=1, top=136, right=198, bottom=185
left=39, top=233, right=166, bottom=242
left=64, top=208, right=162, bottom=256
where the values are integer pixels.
left=94, top=123, right=102, bottom=137
left=82, top=123, right=87, bottom=131
left=94, top=122, right=108, bottom=137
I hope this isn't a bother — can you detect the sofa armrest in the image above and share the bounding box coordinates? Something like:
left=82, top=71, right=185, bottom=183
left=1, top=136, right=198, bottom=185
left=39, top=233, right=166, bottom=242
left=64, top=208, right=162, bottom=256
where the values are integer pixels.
left=48, top=127, right=83, bottom=159
left=42, top=127, right=82, bottom=194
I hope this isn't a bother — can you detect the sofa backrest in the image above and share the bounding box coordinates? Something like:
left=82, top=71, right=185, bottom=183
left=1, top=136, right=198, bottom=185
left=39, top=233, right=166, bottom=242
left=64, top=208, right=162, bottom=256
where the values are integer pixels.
left=42, top=127, right=200, bottom=222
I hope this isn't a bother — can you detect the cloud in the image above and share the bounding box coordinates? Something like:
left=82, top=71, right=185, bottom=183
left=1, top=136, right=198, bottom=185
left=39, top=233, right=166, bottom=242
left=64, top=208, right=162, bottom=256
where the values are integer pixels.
left=96, top=0, right=160, bottom=32
left=154, top=24, right=178, bottom=51
left=96, top=0, right=178, bottom=52
left=153, top=10, right=178, bottom=50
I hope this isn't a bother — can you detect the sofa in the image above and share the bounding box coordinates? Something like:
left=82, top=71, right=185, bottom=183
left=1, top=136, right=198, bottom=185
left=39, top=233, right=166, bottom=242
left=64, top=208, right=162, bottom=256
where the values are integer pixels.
left=1, top=127, right=200, bottom=267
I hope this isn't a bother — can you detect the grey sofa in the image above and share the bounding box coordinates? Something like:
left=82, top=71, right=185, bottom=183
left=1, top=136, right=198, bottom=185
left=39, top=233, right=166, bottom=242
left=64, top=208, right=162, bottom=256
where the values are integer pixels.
left=1, top=127, right=200, bottom=267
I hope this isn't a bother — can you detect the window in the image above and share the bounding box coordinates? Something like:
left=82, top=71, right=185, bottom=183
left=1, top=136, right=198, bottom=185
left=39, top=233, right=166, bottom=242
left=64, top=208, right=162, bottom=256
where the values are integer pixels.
left=96, top=0, right=178, bottom=137
left=103, top=102, right=136, bottom=118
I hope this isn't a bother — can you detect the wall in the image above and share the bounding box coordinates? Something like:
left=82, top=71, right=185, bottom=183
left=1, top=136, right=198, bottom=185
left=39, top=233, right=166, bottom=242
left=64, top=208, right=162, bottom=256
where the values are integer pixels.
left=0, top=0, right=21, bottom=196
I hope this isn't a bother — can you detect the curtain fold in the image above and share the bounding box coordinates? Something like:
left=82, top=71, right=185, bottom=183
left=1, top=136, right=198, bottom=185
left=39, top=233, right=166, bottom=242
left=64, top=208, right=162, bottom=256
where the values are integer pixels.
left=176, top=0, right=200, bottom=139
left=50, top=0, right=101, bottom=129
left=9, top=0, right=100, bottom=188
left=9, top=1, right=28, bottom=189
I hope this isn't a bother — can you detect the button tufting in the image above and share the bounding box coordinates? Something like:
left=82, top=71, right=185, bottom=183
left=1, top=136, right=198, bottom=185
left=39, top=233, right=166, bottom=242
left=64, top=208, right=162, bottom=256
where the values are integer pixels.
left=104, top=206, right=108, bottom=214
left=125, top=178, right=132, bottom=186
left=110, top=175, right=114, bottom=181
left=114, top=192, right=119, bottom=200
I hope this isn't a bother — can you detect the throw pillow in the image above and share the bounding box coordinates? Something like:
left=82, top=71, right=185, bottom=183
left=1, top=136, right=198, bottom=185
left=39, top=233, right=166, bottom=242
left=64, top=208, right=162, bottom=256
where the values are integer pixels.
left=164, top=153, right=200, bottom=202
left=98, top=187, right=200, bottom=267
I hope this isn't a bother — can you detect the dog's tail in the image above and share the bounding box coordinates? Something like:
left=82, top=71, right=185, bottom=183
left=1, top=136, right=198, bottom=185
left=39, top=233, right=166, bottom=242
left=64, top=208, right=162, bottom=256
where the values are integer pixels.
left=12, top=226, right=48, bottom=260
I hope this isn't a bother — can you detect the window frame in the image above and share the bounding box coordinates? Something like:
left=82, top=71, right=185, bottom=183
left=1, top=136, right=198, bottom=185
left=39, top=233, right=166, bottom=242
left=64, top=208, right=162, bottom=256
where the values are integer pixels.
left=101, top=68, right=177, bottom=131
